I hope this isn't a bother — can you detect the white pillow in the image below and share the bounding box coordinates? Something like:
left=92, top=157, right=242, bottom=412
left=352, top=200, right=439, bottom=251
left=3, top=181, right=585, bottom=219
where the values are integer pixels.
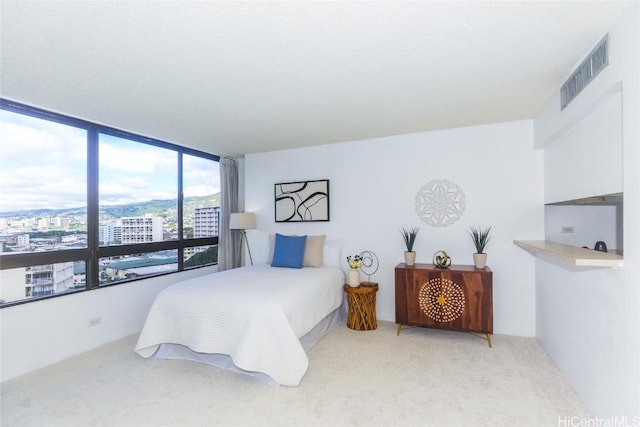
left=267, top=233, right=275, bottom=263
left=322, top=240, right=343, bottom=268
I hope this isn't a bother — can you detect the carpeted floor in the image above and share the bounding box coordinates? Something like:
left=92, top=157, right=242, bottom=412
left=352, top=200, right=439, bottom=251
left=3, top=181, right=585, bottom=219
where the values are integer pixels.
left=1, top=321, right=590, bottom=427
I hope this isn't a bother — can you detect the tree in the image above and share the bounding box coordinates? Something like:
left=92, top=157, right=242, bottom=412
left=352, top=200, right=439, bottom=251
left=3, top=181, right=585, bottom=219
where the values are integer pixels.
left=184, top=246, right=218, bottom=268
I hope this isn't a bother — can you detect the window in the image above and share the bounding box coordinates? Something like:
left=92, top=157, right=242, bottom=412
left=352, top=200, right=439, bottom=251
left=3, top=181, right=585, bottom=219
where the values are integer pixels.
left=182, top=154, right=220, bottom=269
left=0, top=100, right=220, bottom=307
left=183, top=154, right=220, bottom=239
left=99, top=134, right=178, bottom=245
left=0, top=109, right=88, bottom=252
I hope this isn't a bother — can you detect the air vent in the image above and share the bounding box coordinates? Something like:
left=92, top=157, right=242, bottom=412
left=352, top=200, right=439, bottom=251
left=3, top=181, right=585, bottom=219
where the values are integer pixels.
left=560, top=35, right=609, bottom=110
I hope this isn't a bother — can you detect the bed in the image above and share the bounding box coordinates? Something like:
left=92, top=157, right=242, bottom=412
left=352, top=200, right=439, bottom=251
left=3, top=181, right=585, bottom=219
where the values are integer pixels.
left=135, top=236, right=345, bottom=386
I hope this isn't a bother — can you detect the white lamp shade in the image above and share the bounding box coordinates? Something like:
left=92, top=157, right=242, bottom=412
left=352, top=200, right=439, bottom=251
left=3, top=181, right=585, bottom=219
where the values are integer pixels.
left=229, top=212, right=256, bottom=230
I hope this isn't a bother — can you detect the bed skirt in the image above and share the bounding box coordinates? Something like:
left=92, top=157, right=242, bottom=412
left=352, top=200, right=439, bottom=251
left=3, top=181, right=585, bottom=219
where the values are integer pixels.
left=153, top=298, right=347, bottom=386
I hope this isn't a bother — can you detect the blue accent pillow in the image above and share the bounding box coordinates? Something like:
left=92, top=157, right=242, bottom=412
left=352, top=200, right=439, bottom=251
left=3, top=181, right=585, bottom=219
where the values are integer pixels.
left=271, top=234, right=307, bottom=269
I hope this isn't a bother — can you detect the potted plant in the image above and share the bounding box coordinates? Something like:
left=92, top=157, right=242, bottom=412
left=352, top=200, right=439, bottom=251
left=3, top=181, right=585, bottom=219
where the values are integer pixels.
left=468, top=226, right=492, bottom=268
left=401, top=227, right=420, bottom=266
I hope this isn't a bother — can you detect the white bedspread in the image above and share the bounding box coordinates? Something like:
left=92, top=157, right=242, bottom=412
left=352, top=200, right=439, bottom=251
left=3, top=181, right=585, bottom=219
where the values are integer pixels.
left=135, top=264, right=345, bottom=386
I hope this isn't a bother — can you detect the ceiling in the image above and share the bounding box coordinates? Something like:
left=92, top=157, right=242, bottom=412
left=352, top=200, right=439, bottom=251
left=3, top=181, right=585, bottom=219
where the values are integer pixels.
left=0, top=1, right=631, bottom=157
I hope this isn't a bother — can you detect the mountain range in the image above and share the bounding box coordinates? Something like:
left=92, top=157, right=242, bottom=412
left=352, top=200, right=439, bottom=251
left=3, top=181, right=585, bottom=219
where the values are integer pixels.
left=0, top=194, right=220, bottom=219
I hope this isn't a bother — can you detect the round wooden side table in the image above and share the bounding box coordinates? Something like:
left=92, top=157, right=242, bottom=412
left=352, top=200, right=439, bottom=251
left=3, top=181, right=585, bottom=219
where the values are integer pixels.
left=343, top=282, right=378, bottom=331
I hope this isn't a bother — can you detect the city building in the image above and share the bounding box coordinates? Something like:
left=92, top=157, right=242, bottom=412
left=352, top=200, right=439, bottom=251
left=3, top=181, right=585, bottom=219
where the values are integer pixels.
left=120, top=216, right=163, bottom=244
left=0, top=262, right=75, bottom=303
left=100, top=224, right=119, bottom=245
left=53, top=216, right=70, bottom=230
left=25, top=262, right=74, bottom=297
left=194, top=206, right=219, bottom=238
left=186, top=206, right=219, bottom=259
left=0, top=233, right=30, bottom=249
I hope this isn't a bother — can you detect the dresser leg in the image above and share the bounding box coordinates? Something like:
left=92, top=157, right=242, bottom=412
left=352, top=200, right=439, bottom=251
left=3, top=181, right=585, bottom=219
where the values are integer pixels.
left=486, top=333, right=492, bottom=348
left=396, top=324, right=401, bottom=336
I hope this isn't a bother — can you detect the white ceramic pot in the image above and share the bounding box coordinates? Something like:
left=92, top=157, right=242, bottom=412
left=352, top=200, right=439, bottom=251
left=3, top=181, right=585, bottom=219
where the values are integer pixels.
left=473, top=253, right=487, bottom=269
left=404, top=251, right=416, bottom=266
left=348, top=269, right=361, bottom=287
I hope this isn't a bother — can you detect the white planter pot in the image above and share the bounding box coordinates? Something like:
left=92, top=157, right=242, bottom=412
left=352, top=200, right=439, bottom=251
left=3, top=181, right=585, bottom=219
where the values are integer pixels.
left=473, top=253, right=487, bottom=269
left=348, top=269, right=361, bottom=287
left=404, top=251, right=416, bottom=266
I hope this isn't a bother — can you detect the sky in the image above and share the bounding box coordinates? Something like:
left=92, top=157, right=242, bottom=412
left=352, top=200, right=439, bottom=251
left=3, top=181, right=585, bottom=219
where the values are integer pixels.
left=0, top=109, right=220, bottom=213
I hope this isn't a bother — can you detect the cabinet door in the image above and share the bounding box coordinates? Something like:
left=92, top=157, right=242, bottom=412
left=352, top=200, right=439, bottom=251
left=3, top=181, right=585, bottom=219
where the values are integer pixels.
left=404, top=269, right=492, bottom=334
left=395, top=267, right=410, bottom=324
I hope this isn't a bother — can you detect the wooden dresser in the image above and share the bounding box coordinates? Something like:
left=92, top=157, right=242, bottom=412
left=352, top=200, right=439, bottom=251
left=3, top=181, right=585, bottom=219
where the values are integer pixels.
left=395, top=263, right=493, bottom=346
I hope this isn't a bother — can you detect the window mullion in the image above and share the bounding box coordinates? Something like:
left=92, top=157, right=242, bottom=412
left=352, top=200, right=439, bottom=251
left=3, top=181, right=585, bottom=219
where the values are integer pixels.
left=178, top=152, right=184, bottom=271
left=86, top=127, right=100, bottom=290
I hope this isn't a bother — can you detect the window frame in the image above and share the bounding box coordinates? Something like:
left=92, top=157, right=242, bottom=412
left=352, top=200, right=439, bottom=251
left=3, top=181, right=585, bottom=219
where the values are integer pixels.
left=0, top=99, right=220, bottom=308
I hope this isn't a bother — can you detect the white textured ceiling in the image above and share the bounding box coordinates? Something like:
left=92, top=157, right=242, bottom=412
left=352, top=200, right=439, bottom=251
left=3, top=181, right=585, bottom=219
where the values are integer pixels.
left=0, top=1, right=630, bottom=156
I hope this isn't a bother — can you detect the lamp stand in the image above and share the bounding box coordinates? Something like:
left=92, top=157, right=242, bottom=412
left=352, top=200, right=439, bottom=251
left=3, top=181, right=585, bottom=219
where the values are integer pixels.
left=238, top=230, right=254, bottom=266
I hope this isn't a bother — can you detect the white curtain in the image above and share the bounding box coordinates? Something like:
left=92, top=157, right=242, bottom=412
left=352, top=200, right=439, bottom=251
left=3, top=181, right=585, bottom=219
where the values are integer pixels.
left=218, top=157, right=239, bottom=271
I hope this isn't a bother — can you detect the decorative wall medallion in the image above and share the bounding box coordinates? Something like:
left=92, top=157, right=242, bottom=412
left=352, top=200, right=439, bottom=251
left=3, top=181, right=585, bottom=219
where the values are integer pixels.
left=418, top=277, right=465, bottom=323
left=415, top=179, right=465, bottom=227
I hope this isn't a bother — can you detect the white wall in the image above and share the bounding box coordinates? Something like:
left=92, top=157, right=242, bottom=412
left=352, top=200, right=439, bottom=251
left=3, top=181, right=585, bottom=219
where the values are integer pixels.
left=245, top=119, right=543, bottom=337
left=0, top=266, right=216, bottom=382
left=534, top=2, right=640, bottom=417
left=542, top=86, right=623, bottom=203
left=545, top=205, right=621, bottom=251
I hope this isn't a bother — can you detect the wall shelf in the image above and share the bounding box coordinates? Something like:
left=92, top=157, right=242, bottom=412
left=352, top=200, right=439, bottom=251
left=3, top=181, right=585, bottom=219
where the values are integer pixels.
left=514, top=240, right=623, bottom=267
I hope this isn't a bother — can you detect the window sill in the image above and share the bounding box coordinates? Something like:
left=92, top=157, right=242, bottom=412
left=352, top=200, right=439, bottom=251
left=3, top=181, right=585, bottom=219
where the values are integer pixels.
left=513, top=240, right=623, bottom=267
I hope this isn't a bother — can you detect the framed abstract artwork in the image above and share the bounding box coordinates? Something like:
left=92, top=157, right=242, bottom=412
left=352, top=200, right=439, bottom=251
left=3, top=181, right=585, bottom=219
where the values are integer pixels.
left=274, top=179, right=330, bottom=222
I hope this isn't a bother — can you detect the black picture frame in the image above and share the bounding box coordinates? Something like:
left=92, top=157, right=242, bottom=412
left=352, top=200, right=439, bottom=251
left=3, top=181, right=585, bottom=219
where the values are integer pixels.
left=274, top=179, right=330, bottom=222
